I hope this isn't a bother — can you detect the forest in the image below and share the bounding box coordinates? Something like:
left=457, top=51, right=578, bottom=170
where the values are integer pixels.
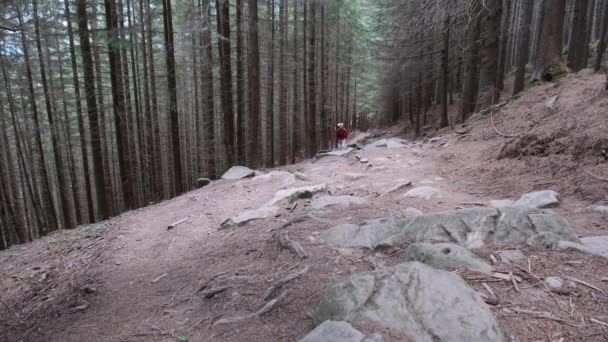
left=0, top=0, right=607, bottom=251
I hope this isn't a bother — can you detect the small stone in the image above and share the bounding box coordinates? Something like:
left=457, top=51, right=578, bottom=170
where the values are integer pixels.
left=544, top=276, right=563, bottom=289
left=403, top=186, right=441, bottom=200
left=496, top=250, right=526, bottom=264
left=601, top=278, right=608, bottom=282
left=403, top=207, right=423, bottom=217
left=196, top=178, right=211, bottom=188
left=221, top=166, right=256, bottom=180
left=514, top=190, right=560, bottom=209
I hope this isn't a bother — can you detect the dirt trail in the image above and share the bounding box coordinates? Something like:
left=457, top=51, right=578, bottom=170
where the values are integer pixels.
left=2, top=73, right=608, bottom=342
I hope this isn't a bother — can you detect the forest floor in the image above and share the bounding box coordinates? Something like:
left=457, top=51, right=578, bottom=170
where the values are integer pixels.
left=1, top=71, right=608, bottom=342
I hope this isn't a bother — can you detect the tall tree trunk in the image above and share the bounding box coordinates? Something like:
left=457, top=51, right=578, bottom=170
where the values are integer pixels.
left=279, top=0, right=288, bottom=164
left=162, top=0, right=183, bottom=195
left=460, top=11, right=482, bottom=121
left=478, top=0, right=502, bottom=110
left=15, top=1, right=58, bottom=232
left=216, top=0, right=235, bottom=170
left=320, top=2, right=328, bottom=148
left=440, top=15, right=450, bottom=128
left=105, top=0, right=136, bottom=208
left=291, top=0, right=299, bottom=163
left=496, top=0, right=511, bottom=91
left=513, top=0, right=535, bottom=94
left=236, top=0, right=246, bottom=165
left=307, top=0, right=317, bottom=156
left=265, top=0, right=275, bottom=167
left=201, top=0, right=217, bottom=178
left=568, top=0, right=590, bottom=71
left=64, top=0, right=95, bottom=223
left=594, top=0, right=608, bottom=71
left=76, top=0, right=111, bottom=220
left=248, top=0, right=262, bottom=168
left=534, top=0, right=566, bottom=80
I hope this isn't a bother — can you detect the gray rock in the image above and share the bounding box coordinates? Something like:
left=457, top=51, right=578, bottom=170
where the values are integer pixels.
left=497, top=250, right=526, bottom=263
left=265, top=184, right=327, bottom=207
left=577, top=68, right=595, bottom=77
left=323, top=207, right=578, bottom=250
left=321, top=219, right=402, bottom=249
left=403, top=207, right=423, bottom=217
left=489, top=199, right=515, bottom=208
left=544, top=276, right=563, bottom=289
left=221, top=166, right=256, bottom=180
left=580, top=236, right=608, bottom=257
left=312, top=262, right=505, bottom=342
left=343, top=173, right=367, bottom=181
left=196, top=178, right=211, bottom=188
left=592, top=206, right=608, bottom=220
left=295, top=172, right=311, bottom=181
left=403, top=186, right=441, bottom=200
left=406, top=243, right=492, bottom=274
left=317, top=148, right=354, bottom=158
left=310, top=196, right=368, bottom=211
left=545, top=95, right=558, bottom=110
left=220, top=206, right=279, bottom=229
left=513, top=190, right=560, bottom=209
left=299, top=321, right=382, bottom=342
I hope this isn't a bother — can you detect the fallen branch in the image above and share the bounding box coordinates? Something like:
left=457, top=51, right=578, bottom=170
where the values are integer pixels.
left=263, top=265, right=310, bottom=301
left=510, top=272, right=520, bottom=292
left=513, top=308, right=579, bottom=327
left=378, top=180, right=412, bottom=198
left=565, top=276, right=605, bottom=294
left=278, top=232, right=308, bottom=259
left=167, top=218, right=189, bottom=230
left=590, top=317, right=608, bottom=327
left=200, top=286, right=230, bottom=299
left=482, top=282, right=496, bottom=298
left=151, top=273, right=167, bottom=284
left=490, top=100, right=518, bottom=138
left=214, top=290, right=288, bottom=325
left=584, top=169, right=608, bottom=183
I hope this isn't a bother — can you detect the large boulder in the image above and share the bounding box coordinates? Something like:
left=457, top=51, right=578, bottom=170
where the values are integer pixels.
left=405, top=243, right=492, bottom=274
left=513, top=190, right=560, bottom=209
left=299, top=321, right=383, bottom=342
left=310, top=196, right=368, bottom=211
left=403, top=186, right=441, bottom=200
left=322, top=207, right=578, bottom=250
left=221, top=166, right=256, bottom=180
left=580, top=236, right=608, bottom=257
left=220, top=206, right=279, bottom=229
left=321, top=219, right=402, bottom=249
left=265, top=184, right=327, bottom=207
left=312, top=262, right=505, bottom=342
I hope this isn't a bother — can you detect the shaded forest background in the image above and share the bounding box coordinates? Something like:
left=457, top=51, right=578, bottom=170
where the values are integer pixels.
left=1, top=0, right=608, bottom=250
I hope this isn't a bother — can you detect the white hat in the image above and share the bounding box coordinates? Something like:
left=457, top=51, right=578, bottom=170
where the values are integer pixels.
left=338, top=123, right=344, bottom=127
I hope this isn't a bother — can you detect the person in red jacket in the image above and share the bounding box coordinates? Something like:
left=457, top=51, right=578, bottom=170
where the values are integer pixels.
left=336, top=123, right=349, bottom=149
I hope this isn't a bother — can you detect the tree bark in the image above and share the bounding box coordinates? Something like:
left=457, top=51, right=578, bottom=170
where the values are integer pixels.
left=513, top=0, right=535, bottom=94
left=568, top=0, right=590, bottom=71
left=534, top=0, right=566, bottom=80
left=216, top=0, right=235, bottom=169
left=248, top=0, right=262, bottom=168
left=478, top=0, right=502, bottom=110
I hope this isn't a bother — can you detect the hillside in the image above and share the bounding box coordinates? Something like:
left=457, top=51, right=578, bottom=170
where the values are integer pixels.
left=1, top=72, right=608, bottom=342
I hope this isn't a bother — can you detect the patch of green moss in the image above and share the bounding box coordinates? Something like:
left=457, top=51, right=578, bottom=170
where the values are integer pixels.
left=547, top=66, right=568, bottom=82
left=524, top=80, right=542, bottom=91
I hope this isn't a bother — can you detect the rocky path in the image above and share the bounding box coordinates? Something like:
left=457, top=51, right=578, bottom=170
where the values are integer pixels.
left=2, top=132, right=608, bottom=342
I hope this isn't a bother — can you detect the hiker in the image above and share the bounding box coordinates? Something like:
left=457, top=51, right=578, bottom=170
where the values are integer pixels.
left=336, top=123, right=349, bottom=149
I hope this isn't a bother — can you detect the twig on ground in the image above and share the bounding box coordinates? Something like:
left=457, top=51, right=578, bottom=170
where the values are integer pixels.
left=263, top=265, right=310, bottom=301
left=566, top=276, right=605, bottom=294
left=590, top=317, right=608, bottom=327
left=214, top=290, right=288, bottom=325
left=167, top=218, right=189, bottom=230
left=584, top=169, right=608, bottom=183
left=482, top=282, right=496, bottom=298
left=278, top=232, right=308, bottom=259
left=510, top=272, right=520, bottom=292
left=200, top=286, right=230, bottom=299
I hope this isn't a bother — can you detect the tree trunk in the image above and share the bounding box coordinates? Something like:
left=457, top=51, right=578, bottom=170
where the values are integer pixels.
left=594, top=0, right=608, bottom=71
left=201, top=0, right=217, bottom=178
left=162, top=0, right=183, bottom=195
left=478, top=0, right=502, bottom=110
left=105, top=0, right=137, bottom=207
left=440, top=15, right=450, bottom=128
left=291, top=0, right=299, bottom=163
left=496, top=0, right=511, bottom=91
left=460, top=11, right=482, bottom=121
left=248, top=0, right=262, bottom=168
left=279, top=0, right=288, bottom=164
left=216, top=0, right=235, bottom=170
left=568, top=0, right=590, bottom=71
left=76, top=0, right=111, bottom=220
left=236, top=0, right=246, bottom=165
left=265, top=0, right=275, bottom=167
left=307, top=0, right=317, bottom=156
left=64, top=0, right=95, bottom=223
left=513, top=0, right=535, bottom=94
left=534, top=0, right=566, bottom=80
